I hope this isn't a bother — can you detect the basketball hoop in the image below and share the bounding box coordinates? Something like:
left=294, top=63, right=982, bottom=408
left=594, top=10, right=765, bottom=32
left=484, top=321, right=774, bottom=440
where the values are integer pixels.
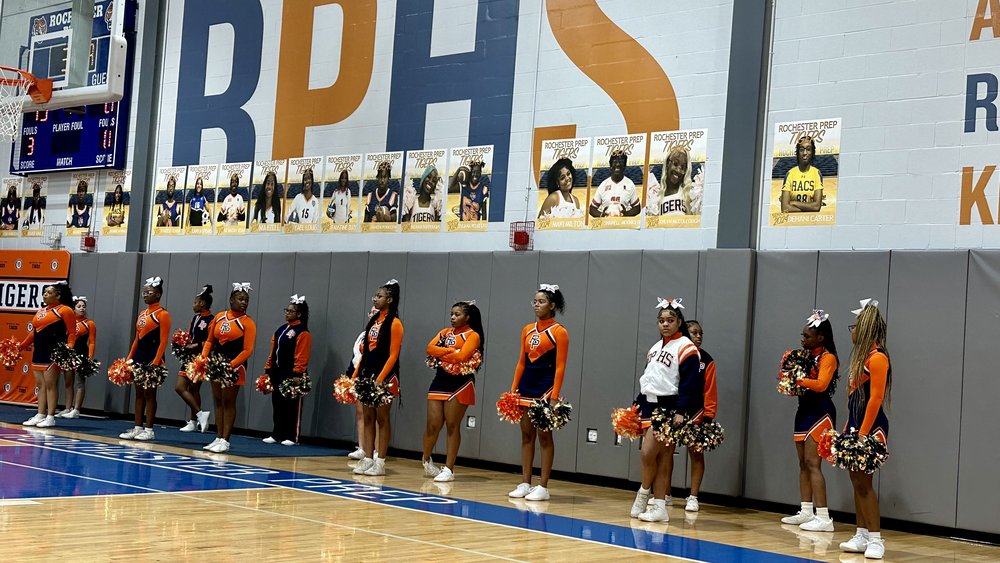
left=81, top=231, right=99, bottom=253
left=0, top=66, right=52, bottom=140
left=509, top=221, right=535, bottom=251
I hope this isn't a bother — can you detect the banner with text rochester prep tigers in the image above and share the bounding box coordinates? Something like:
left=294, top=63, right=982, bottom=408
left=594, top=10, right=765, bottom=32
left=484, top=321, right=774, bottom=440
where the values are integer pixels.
left=0, top=250, right=71, bottom=406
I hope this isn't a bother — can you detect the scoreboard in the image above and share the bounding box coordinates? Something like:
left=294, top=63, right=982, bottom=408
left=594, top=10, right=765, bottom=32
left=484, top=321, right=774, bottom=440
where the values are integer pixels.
left=9, top=0, right=136, bottom=174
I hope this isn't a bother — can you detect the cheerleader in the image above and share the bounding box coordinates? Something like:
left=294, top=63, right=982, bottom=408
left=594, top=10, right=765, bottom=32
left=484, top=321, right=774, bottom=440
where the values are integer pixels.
left=345, top=306, right=378, bottom=461
left=175, top=285, right=214, bottom=432
left=200, top=283, right=257, bottom=453
left=839, top=299, right=891, bottom=560
left=120, top=277, right=172, bottom=441
left=57, top=296, right=96, bottom=419
left=629, top=298, right=702, bottom=523
left=683, top=320, right=715, bottom=513
left=508, top=284, right=569, bottom=502
left=781, top=310, right=839, bottom=532
left=19, top=282, right=77, bottom=428
left=262, top=295, right=312, bottom=445
left=352, top=280, right=404, bottom=476
left=421, top=301, right=485, bottom=482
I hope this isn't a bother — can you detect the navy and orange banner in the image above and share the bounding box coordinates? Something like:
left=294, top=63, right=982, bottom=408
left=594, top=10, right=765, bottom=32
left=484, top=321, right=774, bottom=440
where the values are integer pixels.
left=0, top=250, right=71, bottom=405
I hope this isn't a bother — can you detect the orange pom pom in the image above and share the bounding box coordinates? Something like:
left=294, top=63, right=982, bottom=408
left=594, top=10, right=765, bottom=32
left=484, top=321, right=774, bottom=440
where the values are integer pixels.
left=332, top=375, right=357, bottom=404
left=107, top=358, right=134, bottom=386
left=496, top=391, right=524, bottom=424
left=255, top=374, right=272, bottom=394
left=817, top=429, right=838, bottom=464
left=611, top=405, right=643, bottom=440
left=185, top=356, right=208, bottom=383
left=0, top=336, right=20, bottom=368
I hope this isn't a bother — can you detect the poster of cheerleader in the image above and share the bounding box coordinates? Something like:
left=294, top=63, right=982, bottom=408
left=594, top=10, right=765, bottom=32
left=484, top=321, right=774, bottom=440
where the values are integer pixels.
left=152, top=166, right=186, bottom=236
left=645, top=129, right=707, bottom=229
left=184, top=164, right=218, bottom=235
left=361, top=151, right=403, bottom=233
left=101, top=169, right=131, bottom=236
left=21, top=176, right=47, bottom=237
left=445, top=145, right=493, bottom=232
left=588, top=134, right=647, bottom=230
left=66, top=172, right=97, bottom=236
left=1, top=178, right=21, bottom=237
left=285, top=157, right=323, bottom=233
left=536, top=137, right=591, bottom=230
left=768, top=118, right=840, bottom=227
left=215, top=162, right=251, bottom=236
left=401, top=149, right=446, bottom=232
left=249, top=160, right=287, bottom=233
left=322, top=154, right=361, bottom=233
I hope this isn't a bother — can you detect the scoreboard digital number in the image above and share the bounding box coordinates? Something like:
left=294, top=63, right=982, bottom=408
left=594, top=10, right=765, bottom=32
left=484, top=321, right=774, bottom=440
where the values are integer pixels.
left=9, top=0, right=135, bottom=174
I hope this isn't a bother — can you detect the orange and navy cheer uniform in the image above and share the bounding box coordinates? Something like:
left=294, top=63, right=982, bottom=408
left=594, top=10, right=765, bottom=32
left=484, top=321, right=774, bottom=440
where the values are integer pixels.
left=426, top=326, right=481, bottom=406
left=74, top=317, right=97, bottom=359
left=352, top=310, right=404, bottom=396
left=264, top=319, right=311, bottom=442
left=793, top=346, right=838, bottom=443
left=634, top=332, right=702, bottom=429
left=179, top=311, right=213, bottom=378
left=692, top=348, right=717, bottom=423
left=846, top=346, right=889, bottom=449
left=510, top=319, right=569, bottom=407
left=127, top=303, right=171, bottom=367
left=20, top=304, right=77, bottom=370
left=202, top=310, right=256, bottom=385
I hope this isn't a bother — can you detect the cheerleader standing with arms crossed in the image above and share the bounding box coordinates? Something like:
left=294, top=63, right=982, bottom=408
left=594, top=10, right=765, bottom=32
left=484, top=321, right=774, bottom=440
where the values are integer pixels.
left=683, top=320, right=715, bottom=513
left=352, top=280, right=404, bottom=476
left=508, top=284, right=569, bottom=502
left=176, top=285, right=213, bottom=432
left=839, top=299, right=891, bottom=560
left=262, top=294, right=312, bottom=445
left=629, top=298, right=702, bottom=523
left=201, top=283, right=256, bottom=453
left=20, top=282, right=77, bottom=428
left=120, top=277, right=172, bottom=441
left=58, top=296, right=96, bottom=419
left=421, top=300, right=485, bottom=482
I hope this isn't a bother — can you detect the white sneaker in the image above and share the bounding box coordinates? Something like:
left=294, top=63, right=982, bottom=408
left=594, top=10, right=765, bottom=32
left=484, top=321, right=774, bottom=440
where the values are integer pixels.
left=35, top=416, right=56, bottom=428
left=56, top=408, right=73, bottom=418
left=119, top=426, right=142, bottom=439
left=434, top=467, right=454, bottom=482
left=423, top=459, right=441, bottom=477
left=864, top=538, right=884, bottom=559
left=800, top=516, right=834, bottom=532
left=364, top=458, right=386, bottom=476
left=63, top=409, right=80, bottom=419
left=638, top=504, right=669, bottom=522
left=685, top=496, right=700, bottom=512
left=262, top=436, right=277, bottom=444
left=630, top=489, right=652, bottom=517
left=196, top=410, right=210, bottom=432
left=134, top=428, right=155, bottom=441
left=280, top=440, right=296, bottom=446
left=353, top=458, right=375, bottom=475
left=22, top=413, right=44, bottom=426
left=781, top=511, right=815, bottom=525
left=525, top=485, right=550, bottom=501
left=209, top=439, right=230, bottom=453
left=508, top=483, right=532, bottom=498
left=347, top=446, right=366, bottom=460
left=203, top=438, right=222, bottom=450
left=840, top=531, right=869, bottom=553
left=179, top=421, right=197, bottom=432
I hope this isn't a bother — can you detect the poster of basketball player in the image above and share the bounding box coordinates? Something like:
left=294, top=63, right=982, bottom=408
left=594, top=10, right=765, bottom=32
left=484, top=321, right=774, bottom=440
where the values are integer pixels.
left=101, top=169, right=131, bottom=236
left=184, top=164, right=218, bottom=235
left=445, top=145, right=492, bottom=232
left=537, top=137, right=591, bottom=230
left=401, top=149, right=446, bottom=233
left=361, top=151, right=403, bottom=233
left=152, top=166, right=186, bottom=236
left=21, top=176, right=46, bottom=237
left=1, top=178, right=22, bottom=237
left=285, top=157, right=323, bottom=234
left=322, top=154, right=362, bottom=233
left=249, top=160, right=287, bottom=233
left=67, top=172, right=97, bottom=236
left=768, top=118, right=840, bottom=227
left=588, top=134, right=646, bottom=230
left=645, top=129, right=707, bottom=228
left=215, top=162, right=251, bottom=235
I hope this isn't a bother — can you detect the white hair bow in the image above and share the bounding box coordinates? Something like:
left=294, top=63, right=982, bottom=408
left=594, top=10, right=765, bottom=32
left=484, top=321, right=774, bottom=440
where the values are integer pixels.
left=232, top=282, right=253, bottom=293
left=72, top=295, right=87, bottom=302
left=56, top=280, right=68, bottom=286
left=144, top=276, right=162, bottom=288
left=290, top=294, right=306, bottom=304
left=806, top=309, right=829, bottom=328
left=851, top=298, right=878, bottom=316
left=463, top=299, right=477, bottom=306
left=656, top=297, right=684, bottom=310
left=539, top=283, right=559, bottom=293
left=385, top=278, right=399, bottom=286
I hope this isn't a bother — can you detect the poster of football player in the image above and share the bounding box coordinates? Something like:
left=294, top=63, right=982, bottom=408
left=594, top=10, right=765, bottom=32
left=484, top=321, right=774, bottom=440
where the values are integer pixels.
left=215, top=162, right=251, bottom=235
left=588, top=134, right=646, bottom=230
left=645, top=129, right=707, bottom=228
left=768, top=118, right=840, bottom=227
left=100, top=169, right=131, bottom=236
left=184, top=164, right=218, bottom=235
left=361, top=151, right=403, bottom=233
left=21, top=176, right=46, bottom=237
left=66, top=172, right=96, bottom=236
left=445, top=145, right=493, bottom=232
left=249, top=160, right=287, bottom=233
left=152, top=166, right=186, bottom=236
left=284, top=157, right=323, bottom=233
left=0, top=177, right=21, bottom=237
left=401, top=149, right=446, bottom=233
left=322, top=154, right=362, bottom=233
left=536, top=137, right=591, bottom=230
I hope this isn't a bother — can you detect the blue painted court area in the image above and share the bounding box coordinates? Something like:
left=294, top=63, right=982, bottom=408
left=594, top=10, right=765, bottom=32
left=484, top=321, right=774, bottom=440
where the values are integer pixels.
left=0, top=428, right=815, bottom=562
